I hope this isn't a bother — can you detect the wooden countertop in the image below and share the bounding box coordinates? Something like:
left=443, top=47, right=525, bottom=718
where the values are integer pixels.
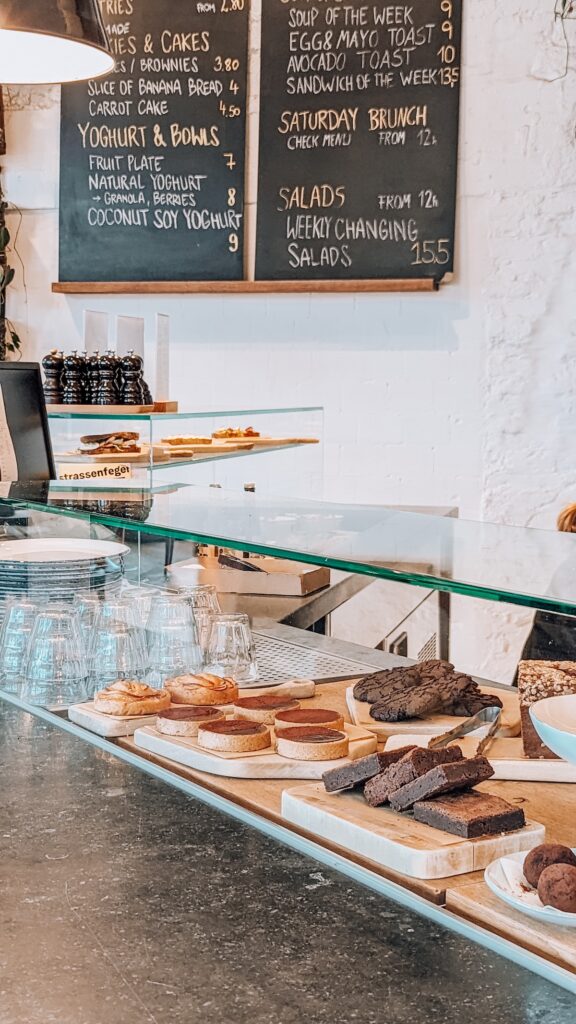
left=118, top=678, right=576, bottom=975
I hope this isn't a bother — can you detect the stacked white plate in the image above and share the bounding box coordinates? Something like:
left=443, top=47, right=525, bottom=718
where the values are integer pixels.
left=0, top=539, right=129, bottom=604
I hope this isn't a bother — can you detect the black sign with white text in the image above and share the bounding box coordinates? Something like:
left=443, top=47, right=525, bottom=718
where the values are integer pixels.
left=59, top=0, right=249, bottom=282
left=256, top=0, right=462, bottom=281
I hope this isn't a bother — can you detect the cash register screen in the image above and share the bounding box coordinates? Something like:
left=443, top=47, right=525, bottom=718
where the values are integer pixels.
left=0, top=363, right=55, bottom=481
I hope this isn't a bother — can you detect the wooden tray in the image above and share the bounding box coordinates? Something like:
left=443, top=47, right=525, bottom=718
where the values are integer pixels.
left=446, top=882, right=576, bottom=974
left=219, top=437, right=319, bottom=447
left=68, top=680, right=316, bottom=737
left=384, top=734, right=576, bottom=783
left=346, top=686, right=521, bottom=739
left=282, top=784, right=545, bottom=880
left=133, top=723, right=377, bottom=779
left=47, top=402, right=178, bottom=414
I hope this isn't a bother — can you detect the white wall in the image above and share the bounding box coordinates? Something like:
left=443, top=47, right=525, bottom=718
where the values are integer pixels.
left=2, top=2, right=576, bottom=681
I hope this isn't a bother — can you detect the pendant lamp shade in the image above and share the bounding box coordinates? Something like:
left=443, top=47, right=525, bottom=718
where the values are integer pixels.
left=0, top=1, right=114, bottom=84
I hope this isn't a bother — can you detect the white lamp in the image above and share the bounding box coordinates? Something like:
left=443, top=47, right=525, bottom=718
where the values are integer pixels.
left=0, top=1, right=114, bottom=84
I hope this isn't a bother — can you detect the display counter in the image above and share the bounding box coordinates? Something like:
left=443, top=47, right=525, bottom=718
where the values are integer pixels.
left=4, top=697, right=575, bottom=1024
left=2, top=484, right=576, bottom=1007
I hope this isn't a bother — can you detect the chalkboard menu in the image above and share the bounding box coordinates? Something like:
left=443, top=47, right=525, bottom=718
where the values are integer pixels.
left=59, top=0, right=249, bottom=282
left=256, top=0, right=462, bottom=281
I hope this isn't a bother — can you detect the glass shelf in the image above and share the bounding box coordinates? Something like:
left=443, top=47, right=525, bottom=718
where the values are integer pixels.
left=5, top=482, right=576, bottom=616
left=47, top=405, right=323, bottom=421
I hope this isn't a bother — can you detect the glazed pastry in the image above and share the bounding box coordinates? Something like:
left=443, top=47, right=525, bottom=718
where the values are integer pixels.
left=166, top=673, right=238, bottom=706
left=234, top=694, right=300, bottom=725
left=212, top=426, right=260, bottom=439
left=197, top=719, right=271, bottom=753
left=94, top=680, right=170, bottom=717
left=274, top=708, right=345, bottom=732
left=156, top=706, right=225, bottom=737
left=275, top=726, right=349, bottom=762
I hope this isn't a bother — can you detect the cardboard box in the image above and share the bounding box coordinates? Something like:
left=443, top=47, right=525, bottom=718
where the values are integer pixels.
left=168, top=555, right=330, bottom=596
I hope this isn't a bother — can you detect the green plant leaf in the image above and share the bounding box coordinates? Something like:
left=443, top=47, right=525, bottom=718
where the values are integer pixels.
left=4, top=267, right=15, bottom=286
left=0, top=227, right=9, bottom=250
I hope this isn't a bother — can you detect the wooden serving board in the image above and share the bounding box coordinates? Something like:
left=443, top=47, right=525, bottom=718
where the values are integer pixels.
left=219, top=437, right=319, bottom=447
left=282, top=784, right=545, bottom=880
left=160, top=442, right=253, bottom=457
left=346, top=686, right=521, bottom=739
left=133, top=723, right=377, bottom=779
left=48, top=403, right=155, bottom=414
left=384, top=734, right=576, bottom=783
left=446, top=882, right=576, bottom=974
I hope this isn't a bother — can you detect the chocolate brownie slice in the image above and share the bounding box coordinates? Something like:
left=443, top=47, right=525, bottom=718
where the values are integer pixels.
left=384, top=745, right=464, bottom=793
left=322, top=746, right=416, bottom=794
left=413, top=790, right=525, bottom=838
left=389, top=755, right=495, bottom=812
left=363, top=746, right=463, bottom=807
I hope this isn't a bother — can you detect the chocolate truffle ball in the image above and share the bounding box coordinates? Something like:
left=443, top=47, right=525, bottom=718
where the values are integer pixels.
left=523, top=844, right=576, bottom=888
left=538, top=863, right=576, bottom=914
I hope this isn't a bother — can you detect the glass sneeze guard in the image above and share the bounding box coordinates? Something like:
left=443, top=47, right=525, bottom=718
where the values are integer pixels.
left=4, top=481, right=576, bottom=616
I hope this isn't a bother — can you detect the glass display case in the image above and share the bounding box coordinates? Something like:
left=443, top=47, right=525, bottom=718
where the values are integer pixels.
left=47, top=405, right=324, bottom=498
left=1, top=483, right=576, bottom=994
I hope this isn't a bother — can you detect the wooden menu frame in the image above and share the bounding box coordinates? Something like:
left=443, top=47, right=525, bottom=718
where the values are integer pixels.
left=52, top=279, right=438, bottom=294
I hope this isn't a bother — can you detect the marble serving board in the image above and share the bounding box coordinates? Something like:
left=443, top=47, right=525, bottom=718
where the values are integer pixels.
left=281, top=784, right=545, bottom=880
left=68, top=680, right=316, bottom=738
left=346, top=686, right=521, bottom=739
left=383, top=734, right=576, bottom=783
left=68, top=702, right=160, bottom=737
left=133, top=723, right=377, bottom=779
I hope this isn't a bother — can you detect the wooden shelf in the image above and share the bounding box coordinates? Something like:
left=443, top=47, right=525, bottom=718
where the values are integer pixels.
left=52, top=279, right=438, bottom=295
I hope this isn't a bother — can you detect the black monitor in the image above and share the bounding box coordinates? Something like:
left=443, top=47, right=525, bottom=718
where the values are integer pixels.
left=0, top=362, right=55, bottom=480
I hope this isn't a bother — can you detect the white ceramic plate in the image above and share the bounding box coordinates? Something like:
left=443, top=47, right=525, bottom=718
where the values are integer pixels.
left=0, top=539, right=130, bottom=564
left=530, top=695, right=576, bottom=764
left=485, top=849, right=576, bottom=927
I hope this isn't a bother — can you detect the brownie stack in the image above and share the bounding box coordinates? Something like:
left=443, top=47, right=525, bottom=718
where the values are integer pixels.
left=322, top=744, right=525, bottom=839
left=518, top=660, right=576, bottom=758
left=353, top=660, right=503, bottom=723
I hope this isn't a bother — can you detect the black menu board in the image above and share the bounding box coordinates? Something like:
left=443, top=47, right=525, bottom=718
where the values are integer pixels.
left=256, top=0, right=462, bottom=282
left=59, top=0, right=249, bottom=282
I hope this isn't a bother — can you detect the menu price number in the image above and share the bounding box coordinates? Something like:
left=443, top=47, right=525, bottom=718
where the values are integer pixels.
left=213, top=56, right=240, bottom=72
left=219, top=101, right=242, bottom=118
left=418, top=128, right=438, bottom=146
left=411, top=239, right=451, bottom=267
left=220, top=0, right=245, bottom=11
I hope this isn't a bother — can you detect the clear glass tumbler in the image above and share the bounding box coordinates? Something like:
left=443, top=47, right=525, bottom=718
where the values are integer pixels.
left=204, top=613, right=260, bottom=683
left=179, top=584, right=221, bottom=657
left=21, top=606, right=88, bottom=707
left=0, top=598, right=40, bottom=695
left=90, top=621, right=143, bottom=691
left=94, top=595, right=149, bottom=677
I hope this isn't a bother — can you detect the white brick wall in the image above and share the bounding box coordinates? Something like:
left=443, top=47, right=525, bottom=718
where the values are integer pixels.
left=2, top=2, right=576, bottom=682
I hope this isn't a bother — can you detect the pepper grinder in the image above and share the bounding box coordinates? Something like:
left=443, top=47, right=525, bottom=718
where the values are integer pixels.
left=41, top=349, right=64, bottom=405
left=95, top=350, right=120, bottom=405
left=86, top=351, right=100, bottom=404
left=61, top=350, right=84, bottom=405
left=120, top=350, right=145, bottom=405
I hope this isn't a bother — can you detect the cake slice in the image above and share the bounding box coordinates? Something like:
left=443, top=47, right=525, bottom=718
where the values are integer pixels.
left=413, top=790, right=525, bottom=838
left=363, top=745, right=464, bottom=808
left=322, top=746, right=416, bottom=794
left=518, top=660, right=576, bottom=758
left=389, top=755, right=495, bottom=812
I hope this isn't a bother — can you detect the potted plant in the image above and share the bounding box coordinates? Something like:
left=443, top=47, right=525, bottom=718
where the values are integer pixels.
left=0, top=179, right=20, bottom=361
